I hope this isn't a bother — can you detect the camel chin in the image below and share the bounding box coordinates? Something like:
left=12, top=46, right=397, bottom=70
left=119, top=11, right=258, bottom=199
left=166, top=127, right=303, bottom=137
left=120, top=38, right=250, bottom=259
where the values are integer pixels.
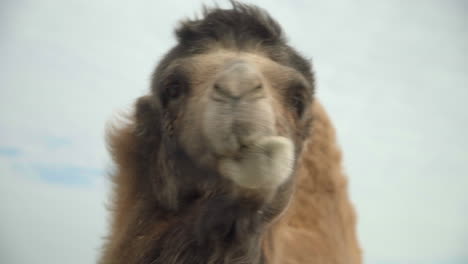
left=218, top=136, right=294, bottom=190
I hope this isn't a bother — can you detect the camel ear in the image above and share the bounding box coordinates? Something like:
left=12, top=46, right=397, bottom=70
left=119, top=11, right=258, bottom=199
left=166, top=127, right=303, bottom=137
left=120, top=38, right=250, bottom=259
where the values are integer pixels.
left=134, top=95, right=162, bottom=145
left=104, top=95, right=162, bottom=190
left=135, top=95, right=182, bottom=210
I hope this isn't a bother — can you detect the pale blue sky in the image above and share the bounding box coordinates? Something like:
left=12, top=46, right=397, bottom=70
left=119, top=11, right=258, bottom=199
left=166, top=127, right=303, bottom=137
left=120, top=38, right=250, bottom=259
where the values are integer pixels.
left=1, top=0, right=467, bottom=263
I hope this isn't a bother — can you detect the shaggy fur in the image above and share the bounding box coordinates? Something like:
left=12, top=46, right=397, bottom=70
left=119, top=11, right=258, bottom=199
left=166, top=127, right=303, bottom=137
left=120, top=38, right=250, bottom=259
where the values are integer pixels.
left=99, top=2, right=361, bottom=264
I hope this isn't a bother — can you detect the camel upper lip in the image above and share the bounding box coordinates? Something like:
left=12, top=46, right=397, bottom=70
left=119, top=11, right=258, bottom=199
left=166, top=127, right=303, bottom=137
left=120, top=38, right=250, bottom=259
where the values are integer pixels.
left=212, top=133, right=274, bottom=161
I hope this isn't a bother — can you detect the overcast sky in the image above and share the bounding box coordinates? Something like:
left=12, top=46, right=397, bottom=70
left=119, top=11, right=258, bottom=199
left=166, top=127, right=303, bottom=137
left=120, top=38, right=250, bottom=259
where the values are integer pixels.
left=1, top=0, right=467, bottom=263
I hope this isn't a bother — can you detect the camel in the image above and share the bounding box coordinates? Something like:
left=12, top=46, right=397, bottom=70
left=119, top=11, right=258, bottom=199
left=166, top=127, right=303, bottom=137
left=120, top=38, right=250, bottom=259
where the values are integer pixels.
left=99, top=2, right=362, bottom=264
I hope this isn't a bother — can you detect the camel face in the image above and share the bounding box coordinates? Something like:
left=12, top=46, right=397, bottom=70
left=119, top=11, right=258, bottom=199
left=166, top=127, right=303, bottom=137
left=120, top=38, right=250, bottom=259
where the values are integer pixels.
left=155, top=49, right=313, bottom=191
left=99, top=4, right=362, bottom=264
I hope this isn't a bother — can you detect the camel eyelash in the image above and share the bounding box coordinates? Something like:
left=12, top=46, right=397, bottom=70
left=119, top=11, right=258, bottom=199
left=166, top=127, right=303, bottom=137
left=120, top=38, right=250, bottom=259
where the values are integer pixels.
left=286, top=82, right=309, bottom=117
left=159, top=72, right=189, bottom=107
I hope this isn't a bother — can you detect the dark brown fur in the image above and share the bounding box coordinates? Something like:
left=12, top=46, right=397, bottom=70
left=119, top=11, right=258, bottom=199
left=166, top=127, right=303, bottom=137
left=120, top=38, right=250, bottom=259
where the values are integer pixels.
left=99, top=2, right=361, bottom=264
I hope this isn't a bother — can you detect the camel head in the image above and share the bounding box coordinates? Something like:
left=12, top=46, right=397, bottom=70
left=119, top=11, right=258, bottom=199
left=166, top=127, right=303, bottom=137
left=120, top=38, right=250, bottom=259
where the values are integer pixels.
left=129, top=3, right=314, bottom=211
left=99, top=4, right=346, bottom=264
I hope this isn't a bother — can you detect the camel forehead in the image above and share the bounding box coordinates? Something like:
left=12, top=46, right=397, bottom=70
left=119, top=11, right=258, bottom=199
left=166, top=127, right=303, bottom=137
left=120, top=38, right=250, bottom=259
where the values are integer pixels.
left=179, top=49, right=298, bottom=85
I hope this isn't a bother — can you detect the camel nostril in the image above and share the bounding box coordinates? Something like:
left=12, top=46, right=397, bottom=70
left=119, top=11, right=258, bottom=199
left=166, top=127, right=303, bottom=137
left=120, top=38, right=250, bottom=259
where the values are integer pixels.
left=212, top=81, right=264, bottom=102
left=252, top=84, right=263, bottom=93
left=213, top=83, right=236, bottom=101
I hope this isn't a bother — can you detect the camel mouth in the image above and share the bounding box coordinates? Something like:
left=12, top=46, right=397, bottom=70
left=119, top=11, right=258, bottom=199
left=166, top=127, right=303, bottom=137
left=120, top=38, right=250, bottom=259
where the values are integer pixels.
left=211, top=131, right=268, bottom=159
left=217, top=135, right=295, bottom=190
left=198, top=98, right=294, bottom=190
left=202, top=105, right=277, bottom=160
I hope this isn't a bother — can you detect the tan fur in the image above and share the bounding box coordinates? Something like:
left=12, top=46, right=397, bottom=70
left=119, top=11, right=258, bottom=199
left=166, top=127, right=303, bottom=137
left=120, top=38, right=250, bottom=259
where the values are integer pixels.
left=100, top=100, right=361, bottom=264
left=263, top=102, right=362, bottom=263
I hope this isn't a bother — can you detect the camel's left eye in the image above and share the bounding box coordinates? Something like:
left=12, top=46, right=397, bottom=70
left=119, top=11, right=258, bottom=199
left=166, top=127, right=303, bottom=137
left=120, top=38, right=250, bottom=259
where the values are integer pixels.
left=287, top=81, right=308, bottom=118
left=167, top=84, right=181, bottom=99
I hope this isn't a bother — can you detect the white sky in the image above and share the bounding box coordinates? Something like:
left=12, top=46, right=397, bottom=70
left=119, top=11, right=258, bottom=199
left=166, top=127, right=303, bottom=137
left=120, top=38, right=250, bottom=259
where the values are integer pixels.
left=1, top=0, right=467, bottom=263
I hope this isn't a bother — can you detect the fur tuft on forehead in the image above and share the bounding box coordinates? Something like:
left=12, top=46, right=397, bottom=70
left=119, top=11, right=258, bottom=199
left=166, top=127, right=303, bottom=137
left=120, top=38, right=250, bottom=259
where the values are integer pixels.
left=175, top=1, right=285, bottom=50
left=152, top=1, right=314, bottom=97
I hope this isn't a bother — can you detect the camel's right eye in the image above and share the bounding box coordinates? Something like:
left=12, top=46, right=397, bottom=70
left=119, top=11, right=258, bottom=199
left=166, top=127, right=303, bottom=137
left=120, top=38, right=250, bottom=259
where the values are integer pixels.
left=167, top=84, right=181, bottom=100
left=160, top=79, right=187, bottom=107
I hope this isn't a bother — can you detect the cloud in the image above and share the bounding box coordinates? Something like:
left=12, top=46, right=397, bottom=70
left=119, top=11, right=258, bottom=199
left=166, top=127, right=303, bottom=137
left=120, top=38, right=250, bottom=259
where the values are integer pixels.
left=0, top=146, right=21, bottom=157
left=32, top=165, right=101, bottom=186
left=43, top=136, right=72, bottom=149
left=0, top=159, right=109, bottom=264
left=0, top=130, right=104, bottom=187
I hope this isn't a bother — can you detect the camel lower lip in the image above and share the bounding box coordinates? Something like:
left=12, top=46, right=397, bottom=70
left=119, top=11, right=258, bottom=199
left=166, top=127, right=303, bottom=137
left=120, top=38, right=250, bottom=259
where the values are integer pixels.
left=217, top=144, right=250, bottom=161
left=212, top=132, right=271, bottom=159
